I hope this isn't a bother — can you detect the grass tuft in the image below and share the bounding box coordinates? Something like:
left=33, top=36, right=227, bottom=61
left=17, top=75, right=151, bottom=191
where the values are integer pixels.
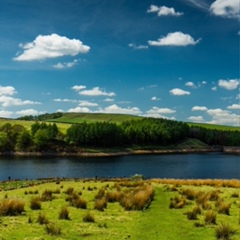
left=215, top=222, right=236, bottom=240
left=83, top=212, right=95, bottom=223
left=59, top=206, right=70, bottom=220
left=30, top=197, right=41, bottom=210
left=0, top=199, right=25, bottom=216
left=45, top=222, right=61, bottom=236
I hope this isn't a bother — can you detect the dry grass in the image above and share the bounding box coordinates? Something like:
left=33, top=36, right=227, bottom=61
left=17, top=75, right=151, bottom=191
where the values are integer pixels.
left=45, top=223, right=62, bottom=236
left=94, top=197, right=107, bottom=211
left=37, top=212, right=49, bottom=225
left=83, top=212, right=95, bottom=223
left=0, top=199, right=25, bottom=216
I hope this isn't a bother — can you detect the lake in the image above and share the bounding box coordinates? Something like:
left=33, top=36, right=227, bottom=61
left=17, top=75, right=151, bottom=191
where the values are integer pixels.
left=0, top=152, right=239, bottom=181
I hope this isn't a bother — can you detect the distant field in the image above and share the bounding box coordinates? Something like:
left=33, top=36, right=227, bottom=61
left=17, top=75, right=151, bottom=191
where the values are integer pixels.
left=188, top=122, right=240, bottom=131
left=47, top=113, right=143, bottom=124
left=0, top=113, right=239, bottom=134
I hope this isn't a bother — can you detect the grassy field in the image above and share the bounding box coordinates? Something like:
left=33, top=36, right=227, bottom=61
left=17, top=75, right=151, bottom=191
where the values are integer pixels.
left=0, top=113, right=239, bottom=134
left=0, top=178, right=239, bottom=240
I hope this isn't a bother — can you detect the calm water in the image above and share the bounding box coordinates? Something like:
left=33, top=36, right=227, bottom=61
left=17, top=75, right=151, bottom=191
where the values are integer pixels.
left=0, top=153, right=239, bottom=181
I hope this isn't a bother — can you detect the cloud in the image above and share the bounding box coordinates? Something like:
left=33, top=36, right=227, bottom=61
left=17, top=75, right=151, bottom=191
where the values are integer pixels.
left=218, top=79, right=239, bottom=90
left=0, top=110, right=13, bottom=118
left=148, top=32, right=200, bottom=47
left=78, top=87, right=116, bottom=97
left=0, top=86, right=16, bottom=96
left=13, top=34, right=90, bottom=61
left=78, top=101, right=98, bottom=107
left=147, top=5, right=183, bottom=16
left=185, top=81, right=197, bottom=88
left=128, top=43, right=148, bottom=50
left=170, top=88, right=190, bottom=96
left=147, top=107, right=176, bottom=114
left=72, top=85, right=86, bottom=91
left=104, top=98, right=114, bottom=102
left=100, top=104, right=142, bottom=115
left=16, top=109, right=44, bottom=116
left=206, top=108, right=239, bottom=125
left=210, top=0, right=240, bottom=18
left=188, top=116, right=205, bottom=122
left=67, top=107, right=91, bottom=113
left=53, top=59, right=79, bottom=69
left=151, top=96, right=161, bottom=101
left=54, top=98, right=78, bottom=103
left=212, top=86, right=217, bottom=91
left=0, top=96, right=41, bottom=107
left=192, top=106, right=208, bottom=111
left=227, top=104, right=240, bottom=110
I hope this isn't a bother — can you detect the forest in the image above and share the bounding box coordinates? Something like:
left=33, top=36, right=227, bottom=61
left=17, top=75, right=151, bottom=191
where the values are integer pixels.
left=0, top=117, right=239, bottom=152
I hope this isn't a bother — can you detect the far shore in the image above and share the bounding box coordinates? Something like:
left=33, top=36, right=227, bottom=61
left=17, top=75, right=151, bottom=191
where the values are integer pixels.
left=0, top=146, right=239, bottom=157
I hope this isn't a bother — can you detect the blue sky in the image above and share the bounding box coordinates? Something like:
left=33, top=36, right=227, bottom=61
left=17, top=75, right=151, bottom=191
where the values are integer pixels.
left=0, top=0, right=239, bottom=126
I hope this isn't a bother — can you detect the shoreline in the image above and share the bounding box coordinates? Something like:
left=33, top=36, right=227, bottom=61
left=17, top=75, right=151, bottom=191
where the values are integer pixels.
left=1, top=147, right=239, bottom=157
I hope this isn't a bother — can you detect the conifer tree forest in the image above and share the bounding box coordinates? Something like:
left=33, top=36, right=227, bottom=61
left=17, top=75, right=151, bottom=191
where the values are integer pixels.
left=0, top=117, right=239, bottom=152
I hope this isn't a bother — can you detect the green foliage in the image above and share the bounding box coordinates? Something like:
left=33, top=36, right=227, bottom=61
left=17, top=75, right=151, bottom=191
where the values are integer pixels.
left=0, top=132, right=11, bottom=151
left=15, top=130, right=32, bottom=151
left=33, top=129, right=51, bottom=150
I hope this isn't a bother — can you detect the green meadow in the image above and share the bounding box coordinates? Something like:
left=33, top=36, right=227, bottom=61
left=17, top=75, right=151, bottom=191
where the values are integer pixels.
left=0, top=179, right=240, bottom=240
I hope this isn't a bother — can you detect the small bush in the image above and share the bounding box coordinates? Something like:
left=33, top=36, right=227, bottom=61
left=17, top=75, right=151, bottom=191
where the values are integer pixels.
left=30, top=197, right=41, bottom=210
left=0, top=199, right=25, bottom=216
left=95, top=197, right=107, bottom=211
left=204, top=210, right=217, bottom=225
left=83, top=212, right=95, bottom=223
left=37, top=212, right=49, bottom=225
left=45, top=223, right=61, bottom=236
left=215, top=223, right=236, bottom=240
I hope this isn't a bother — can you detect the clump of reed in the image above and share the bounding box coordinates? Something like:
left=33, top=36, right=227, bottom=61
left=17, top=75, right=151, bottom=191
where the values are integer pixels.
left=83, top=212, right=95, bottom=223
left=215, top=223, right=236, bottom=240
left=30, top=197, right=41, bottom=210
left=120, top=184, right=154, bottom=211
left=59, top=206, right=70, bottom=220
left=217, top=201, right=231, bottom=215
left=45, top=223, right=62, bottom=236
left=169, top=196, right=186, bottom=209
left=0, top=199, right=25, bottom=216
left=186, top=205, right=202, bottom=220
left=204, top=210, right=217, bottom=225
left=41, top=189, right=54, bottom=201
left=65, top=187, right=74, bottom=195
left=37, top=212, right=49, bottom=225
left=106, top=191, right=123, bottom=203
left=65, top=191, right=87, bottom=209
left=94, top=197, right=107, bottom=211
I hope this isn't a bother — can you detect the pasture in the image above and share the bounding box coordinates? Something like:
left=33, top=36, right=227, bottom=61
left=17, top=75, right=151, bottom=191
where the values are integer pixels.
left=0, top=178, right=239, bottom=240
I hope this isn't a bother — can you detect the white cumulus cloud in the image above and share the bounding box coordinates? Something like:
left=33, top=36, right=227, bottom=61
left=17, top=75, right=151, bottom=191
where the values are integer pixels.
left=147, top=5, right=183, bottom=16
left=192, top=106, right=208, bottom=111
left=67, top=107, right=91, bottom=113
left=78, top=87, right=116, bottom=97
left=53, top=59, right=79, bottom=69
left=13, top=34, right=90, bottom=61
left=170, top=88, right=190, bottom=96
left=0, top=110, right=13, bottom=118
left=0, top=96, right=41, bottom=107
left=16, top=109, right=44, bottom=116
left=0, top=86, right=16, bottom=96
left=185, top=81, right=197, bottom=88
left=72, top=85, right=86, bottom=91
left=210, top=0, right=240, bottom=18
left=100, top=104, right=142, bottom=115
left=148, top=32, right=200, bottom=47
left=218, top=79, right=239, bottom=90
left=151, top=96, right=161, bottom=101
left=227, top=104, right=240, bottom=110
left=128, top=43, right=148, bottom=49
left=188, top=116, right=205, bottom=122
left=147, top=107, right=176, bottom=114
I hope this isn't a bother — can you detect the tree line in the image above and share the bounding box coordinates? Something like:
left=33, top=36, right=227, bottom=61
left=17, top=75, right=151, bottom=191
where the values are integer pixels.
left=0, top=118, right=239, bottom=152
